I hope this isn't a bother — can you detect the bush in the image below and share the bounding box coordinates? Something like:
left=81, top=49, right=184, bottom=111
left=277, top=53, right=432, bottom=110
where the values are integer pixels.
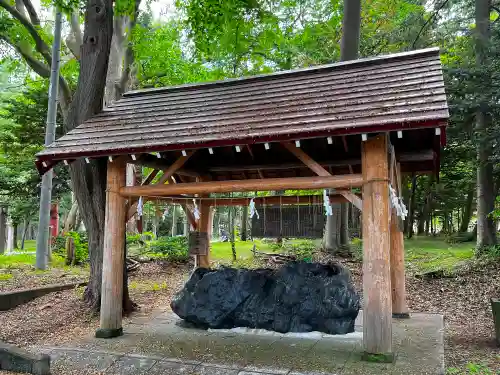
left=476, top=244, right=500, bottom=259
left=127, top=231, right=156, bottom=246
left=149, top=236, right=189, bottom=262
left=54, top=231, right=89, bottom=265
left=447, top=362, right=496, bottom=374
left=446, top=232, right=476, bottom=244
left=54, top=235, right=67, bottom=252
left=283, top=240, right=316, bottom=261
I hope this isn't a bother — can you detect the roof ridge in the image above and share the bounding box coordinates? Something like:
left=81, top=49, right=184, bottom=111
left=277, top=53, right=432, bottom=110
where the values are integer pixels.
left=124, top=48, right=440, bottom=98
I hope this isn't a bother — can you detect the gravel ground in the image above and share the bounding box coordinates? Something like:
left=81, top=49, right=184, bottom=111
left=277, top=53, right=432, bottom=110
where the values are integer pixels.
left=1, top=257, right=499, bottom=372
left=0, top=262, right=191, bottom=348
left=0, top=267, right=88, bottom=292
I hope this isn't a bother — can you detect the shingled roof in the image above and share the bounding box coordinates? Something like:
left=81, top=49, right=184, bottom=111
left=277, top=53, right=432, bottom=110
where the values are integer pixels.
left=36, top=47, right=448, bottom=173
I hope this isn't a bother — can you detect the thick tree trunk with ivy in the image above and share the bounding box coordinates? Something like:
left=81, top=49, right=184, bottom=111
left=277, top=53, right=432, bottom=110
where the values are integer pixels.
left=66, top=0, right=133, bottom=312
left=475, top=0, right=497, bottom=250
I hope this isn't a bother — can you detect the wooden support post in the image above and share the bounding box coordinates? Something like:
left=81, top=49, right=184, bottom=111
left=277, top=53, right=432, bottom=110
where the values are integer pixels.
left=196, top=202, right=212, bottom=268
left=96, top=157, right=126, bottom=339
left=361, top=134, right=393, bottom=360
left=390, top=162, right=409, bottom=318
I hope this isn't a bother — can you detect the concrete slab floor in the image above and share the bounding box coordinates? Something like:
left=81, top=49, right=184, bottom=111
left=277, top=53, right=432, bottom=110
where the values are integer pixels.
left=40, top=311, right=444, bottom=375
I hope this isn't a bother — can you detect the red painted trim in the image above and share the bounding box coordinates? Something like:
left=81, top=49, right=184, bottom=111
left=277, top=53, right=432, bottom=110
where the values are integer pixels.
left=36, top=119, right=447, bottom=175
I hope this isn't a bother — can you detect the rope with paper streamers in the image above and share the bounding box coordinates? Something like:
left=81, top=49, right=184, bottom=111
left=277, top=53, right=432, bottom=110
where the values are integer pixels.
left=137, top=196, right=144, bottom=217
left=389, top=184, right=408, bottom=220
left=323, top=189, right=333, bottom=216
left=249, top=198, right=259, bottom=219
left=192, top=199, right=201, bottom=221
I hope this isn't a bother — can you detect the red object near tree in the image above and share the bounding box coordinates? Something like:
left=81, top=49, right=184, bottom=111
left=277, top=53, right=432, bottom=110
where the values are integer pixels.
left=50, top=203, right=59, bottom=239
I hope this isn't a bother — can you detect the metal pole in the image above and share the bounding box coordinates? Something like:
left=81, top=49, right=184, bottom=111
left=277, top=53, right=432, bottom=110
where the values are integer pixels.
left=36, top=10, right=62, bottom=270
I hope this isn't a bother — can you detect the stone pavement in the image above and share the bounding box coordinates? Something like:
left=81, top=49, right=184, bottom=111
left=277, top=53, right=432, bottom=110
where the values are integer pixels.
left=39, top=311, right=444, bottom=375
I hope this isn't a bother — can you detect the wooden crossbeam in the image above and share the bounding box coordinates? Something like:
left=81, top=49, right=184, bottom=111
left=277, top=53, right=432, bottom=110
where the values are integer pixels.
left=119, top=175, right=363, bottom=197
left=281, top=142, right=363, bottom=210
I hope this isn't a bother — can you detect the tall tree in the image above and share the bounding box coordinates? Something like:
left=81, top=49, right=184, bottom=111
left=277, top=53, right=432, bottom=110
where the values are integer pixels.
left=339, top=0, right=361, bottom=248
left=474, top=0, right=497, bottom=249
left=323, top=0, right=361, bottom=253
left=0, top=0, right=141, bottom=310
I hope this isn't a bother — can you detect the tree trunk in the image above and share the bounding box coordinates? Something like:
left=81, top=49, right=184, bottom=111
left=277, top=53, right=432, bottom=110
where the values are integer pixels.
left=407, top=175, right=418, bottom=239
left=417, top=178, right=433, bottom=235
left=323, top=204, right=341, bottom=252
left=183, top=215, right=189, bottom=236
left=66, top=0, right=133, bottom=313
left=21, top=220, right=29, bottom=250
left=241, top=205, right=248, bottom=241
left=340, top=0, right=361, bottom=61
left=336, top=0, right=361, bottom=249
left=339, top=203, right=350, bottom=247
left=64, top=199, right=79, bottom=233
left=475, top=0, right=497, bottom=250
left=171, top=206, right=177, bottom=236
left=125, top=164, right=137, bottom=233
left=0, top=207, right=6, bottom=254
left=229, top=207, right=236, bottom=261
left=214, top=209, right=220, bottom=239
left=13, top=224, right=18, bottom=249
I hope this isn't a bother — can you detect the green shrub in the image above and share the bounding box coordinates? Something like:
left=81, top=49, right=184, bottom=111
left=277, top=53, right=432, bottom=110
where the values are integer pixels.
left=282, top=240, right=316, bottom=261
left=149, top=236, right=189, bottom=262
left=446, top=232, right=475, bottom=244
left=126, top=234, right=143, bottom=246
left=127, top=231, right=156, bottom=246
left=447, top=362, right=496, bottom=374
left=476, top=244, right=500, bottom=259
left=54, top=235, right=67, bottom=252
left=54, top=231, right=89, bottom=264
left=141, top=231, right=156, bottom=242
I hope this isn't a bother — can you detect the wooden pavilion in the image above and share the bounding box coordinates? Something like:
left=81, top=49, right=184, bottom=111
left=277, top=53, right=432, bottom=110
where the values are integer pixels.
left=36, top=47, right=449, bottom=358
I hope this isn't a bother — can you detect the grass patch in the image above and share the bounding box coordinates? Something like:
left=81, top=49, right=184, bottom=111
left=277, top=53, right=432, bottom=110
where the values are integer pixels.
left=0, top=253, right=36, bottom=269
left=211, top=239, right=275, bottom=261
left=22, top=240, right=36, bottom=252
left=405, top=236, right=474, bottom=274
left=129, top=280, right=168, bottom=292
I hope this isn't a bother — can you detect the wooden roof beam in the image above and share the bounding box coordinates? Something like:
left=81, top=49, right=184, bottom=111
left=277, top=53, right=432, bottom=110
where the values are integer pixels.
left=281, top=142, right=362, bottom=210
left=157, top=151, right=195, bottom=184
left=207, top=150, right=434, bottom=173
left=342, top=136, right=354, bottom=174
left=119, top=175, right=363, bottom=198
